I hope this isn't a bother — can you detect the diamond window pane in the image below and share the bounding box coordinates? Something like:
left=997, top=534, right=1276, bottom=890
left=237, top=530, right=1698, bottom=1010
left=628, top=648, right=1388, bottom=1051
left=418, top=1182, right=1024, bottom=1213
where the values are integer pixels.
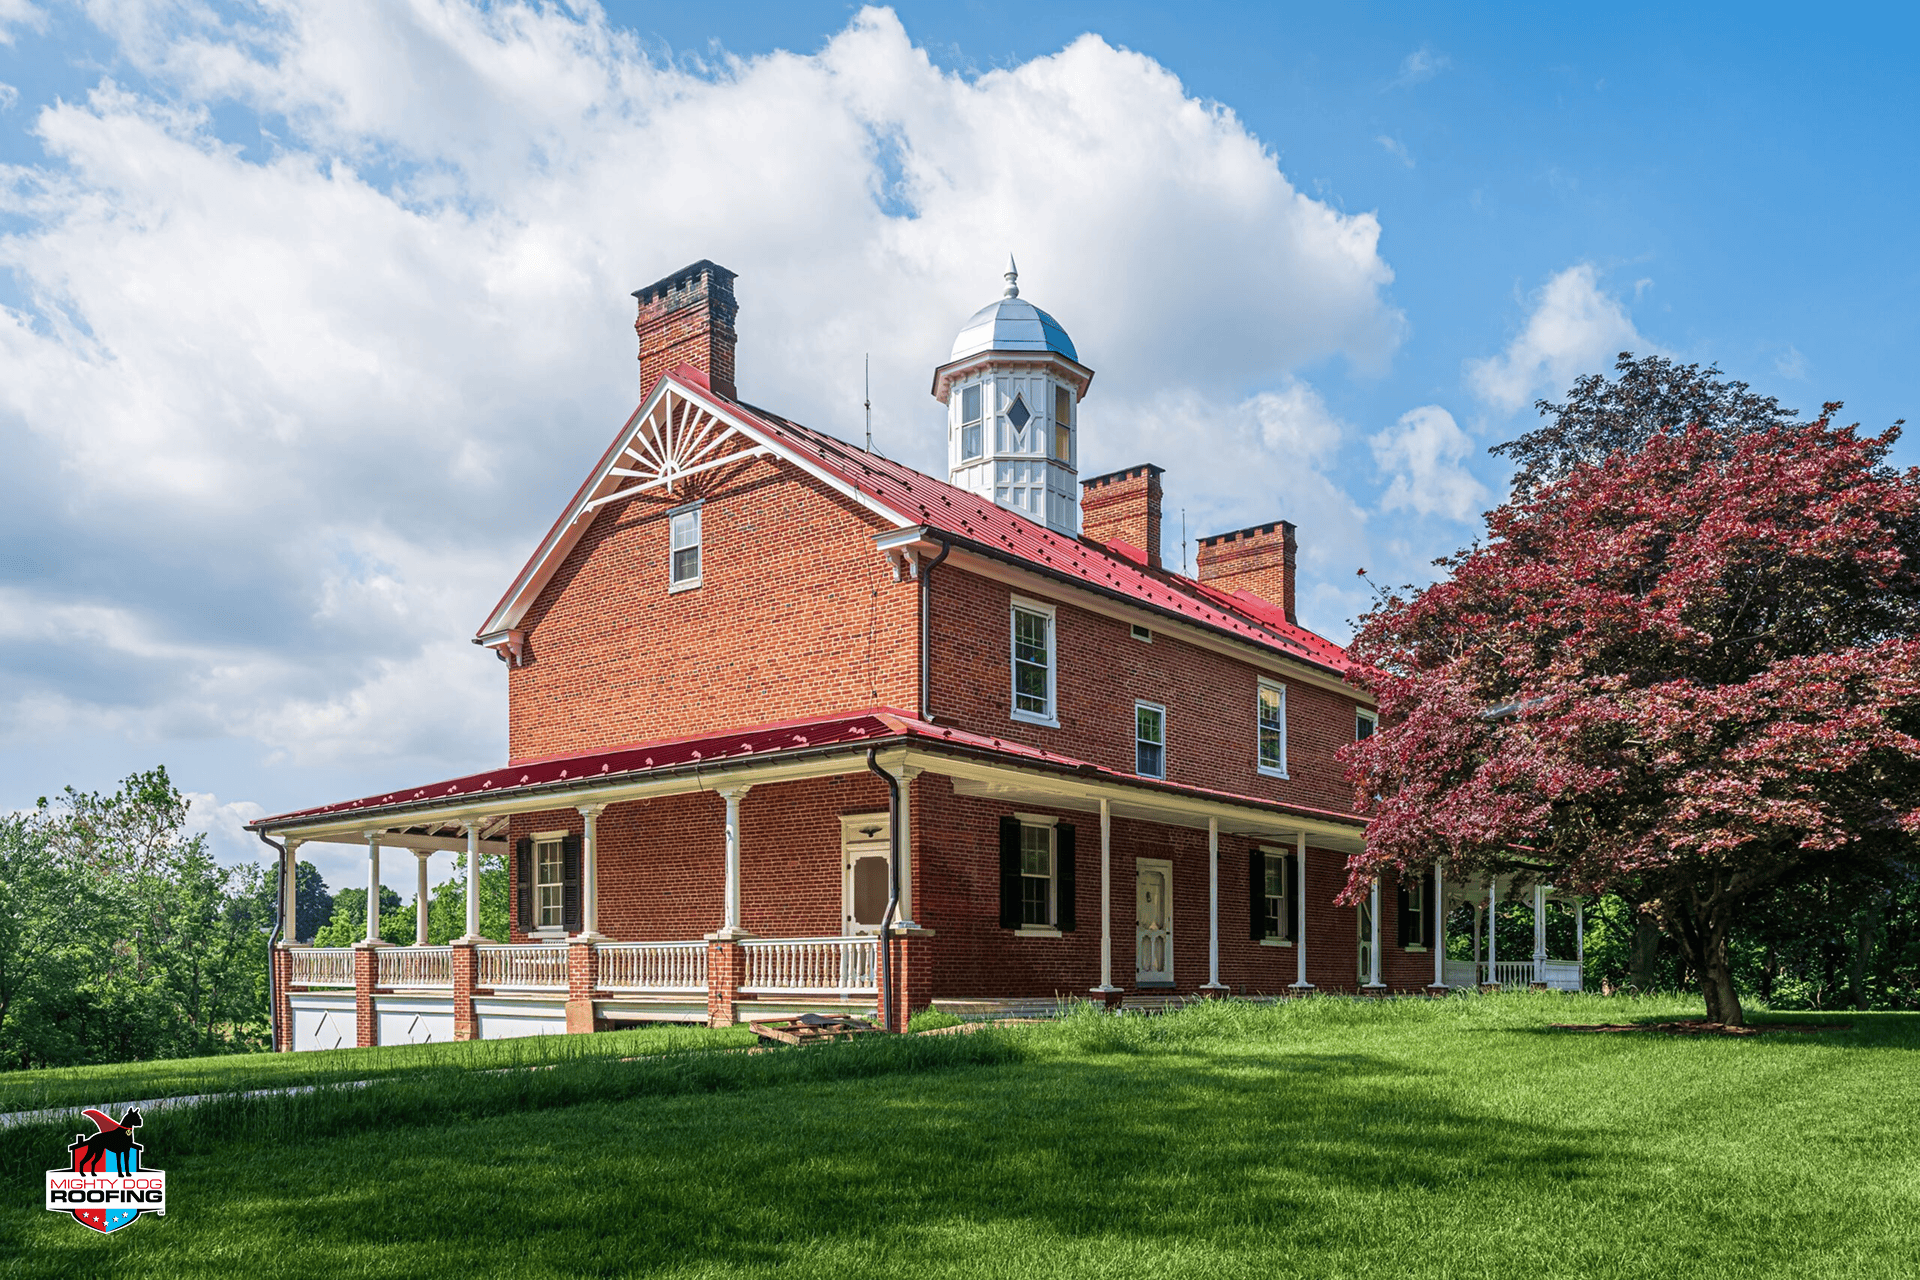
left=1007, top=394, right=1031, bottom=430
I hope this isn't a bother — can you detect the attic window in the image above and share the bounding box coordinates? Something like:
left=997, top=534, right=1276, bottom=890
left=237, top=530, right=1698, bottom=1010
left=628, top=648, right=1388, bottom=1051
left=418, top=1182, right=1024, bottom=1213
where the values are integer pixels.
left=1131, top=624, right=1152, bottom=643
left=1007, top=394, right=1031, bottom=431
left=669, top=504, right=702, bottom=590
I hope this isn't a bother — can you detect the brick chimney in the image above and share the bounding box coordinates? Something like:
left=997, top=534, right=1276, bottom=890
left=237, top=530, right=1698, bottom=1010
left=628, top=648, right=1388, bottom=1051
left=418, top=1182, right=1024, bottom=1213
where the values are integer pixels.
left=633, top=260, right=739, bottom=400
left=1195, top=521, right=1298, bottom=623
left=1080, top=465, right=1164, bottom=569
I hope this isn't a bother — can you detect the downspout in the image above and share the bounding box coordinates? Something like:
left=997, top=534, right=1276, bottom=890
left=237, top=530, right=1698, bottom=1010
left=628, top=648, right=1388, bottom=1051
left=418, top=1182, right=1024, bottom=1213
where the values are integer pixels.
left=865, top=749, right=901, bottom=1032
left=255, top=829, right=287, bottom=1052
left=919, top=534, right=952, bottom=721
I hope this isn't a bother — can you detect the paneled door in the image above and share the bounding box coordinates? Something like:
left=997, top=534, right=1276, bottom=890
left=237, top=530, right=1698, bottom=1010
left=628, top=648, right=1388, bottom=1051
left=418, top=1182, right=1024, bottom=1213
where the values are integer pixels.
left=842, top=817, right=891, bottom=936
left=1136, top=858, right=1174, bottom=985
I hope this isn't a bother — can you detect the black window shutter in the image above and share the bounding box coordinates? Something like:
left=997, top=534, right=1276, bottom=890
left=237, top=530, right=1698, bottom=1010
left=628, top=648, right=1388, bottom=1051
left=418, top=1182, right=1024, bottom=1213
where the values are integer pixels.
left=515, top=837, right=533, bottom=935
left=998, top=816, right=1023, bottom=929
left=1283, top=851, right=1299, bottom=942
left=1250, top=848, right=1265, bottom=940
left=1056, top=824, right=1076, bottom=931
left=1396, top=880, right=1413, bottom=947
left=562, top=834, right=583, bottom=934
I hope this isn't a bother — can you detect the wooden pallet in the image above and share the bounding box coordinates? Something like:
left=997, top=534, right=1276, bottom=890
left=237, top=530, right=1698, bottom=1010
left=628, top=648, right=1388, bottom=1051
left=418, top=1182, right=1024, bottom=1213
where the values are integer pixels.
left=750, top=1012, right=882, bottom=1045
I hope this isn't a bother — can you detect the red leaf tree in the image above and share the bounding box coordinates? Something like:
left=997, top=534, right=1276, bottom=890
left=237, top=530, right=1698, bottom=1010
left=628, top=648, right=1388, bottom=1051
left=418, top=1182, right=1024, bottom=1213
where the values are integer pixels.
left=1345, top=397, right=1920, bottom=1025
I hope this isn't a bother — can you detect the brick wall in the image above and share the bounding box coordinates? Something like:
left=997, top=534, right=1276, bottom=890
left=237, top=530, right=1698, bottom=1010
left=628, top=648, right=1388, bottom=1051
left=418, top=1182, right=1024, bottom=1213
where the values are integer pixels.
left=507, top=454, right=919, bottom=761
left=927, top=565, right=1366, bottom=817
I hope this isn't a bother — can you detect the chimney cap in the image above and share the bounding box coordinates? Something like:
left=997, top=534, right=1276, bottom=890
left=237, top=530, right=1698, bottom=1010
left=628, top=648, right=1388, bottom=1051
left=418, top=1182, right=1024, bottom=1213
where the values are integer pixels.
left=1080, top=464, right=1165, bottom=489
left=1197, top=519, right=1296, bottom=548
left=632, top=259, right=737, bottom=305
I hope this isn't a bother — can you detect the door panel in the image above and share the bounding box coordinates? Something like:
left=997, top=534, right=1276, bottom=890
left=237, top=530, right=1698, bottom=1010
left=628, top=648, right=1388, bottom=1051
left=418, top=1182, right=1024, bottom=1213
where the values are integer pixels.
left=843, top=838, right=890, bottom=935
left=1136, top=859, right=1173, bottom=984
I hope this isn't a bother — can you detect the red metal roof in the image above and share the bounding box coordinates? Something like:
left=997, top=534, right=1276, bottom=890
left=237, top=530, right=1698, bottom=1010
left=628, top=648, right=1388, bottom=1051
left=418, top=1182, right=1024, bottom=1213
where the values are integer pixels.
left=729, top=398, right=1351, bottom=674
left=479, top=367, right=1351, bottom=677
left=252, top=707, right=1364, bottom=832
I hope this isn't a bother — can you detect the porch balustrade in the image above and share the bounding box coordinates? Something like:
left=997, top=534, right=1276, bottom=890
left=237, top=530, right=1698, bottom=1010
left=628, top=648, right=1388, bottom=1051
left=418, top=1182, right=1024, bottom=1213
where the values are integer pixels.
left=596, top=941, right=707, bottom=992
left=1440, top=958, right=1584, bottom=990
left=291, top=948, right=354, bottom=987
left=477, top=944, right=570, bottom=991
left=378, top=945, right=454, bottom=989
left=742, top=936, right=878, bottom=996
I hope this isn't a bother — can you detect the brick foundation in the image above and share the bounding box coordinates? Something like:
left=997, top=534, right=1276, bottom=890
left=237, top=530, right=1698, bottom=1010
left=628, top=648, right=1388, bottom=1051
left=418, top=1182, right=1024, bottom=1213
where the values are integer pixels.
left=451, top=944, right=478, bottom=1041
left=567, top=941, right=597, bottom=1034
left=353, top=945, right=379, bottom=1048
left=272, top=946, right=294, bottom=1052
left=707, top=940, right=743, bottom=1027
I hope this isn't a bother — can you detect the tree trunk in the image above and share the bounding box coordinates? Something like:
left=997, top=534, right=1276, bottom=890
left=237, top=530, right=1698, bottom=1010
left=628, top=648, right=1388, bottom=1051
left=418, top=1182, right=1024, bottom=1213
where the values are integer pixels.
left=1852, top=894, right=1881, bottom=1012
left=1630, top=916, right=1661, bottom=992
left=1698, top=913, right=1745, bottom=1027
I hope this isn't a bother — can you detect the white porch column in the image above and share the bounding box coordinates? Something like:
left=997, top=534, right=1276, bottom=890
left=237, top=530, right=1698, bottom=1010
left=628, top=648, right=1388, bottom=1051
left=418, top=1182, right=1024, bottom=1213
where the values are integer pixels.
left=414, top=850, right=432, bottom=946
left=460, top=823, right=484, bottom=942
left=1365, top=879, right=1384, bottom=988
left=1575, top=899, right=1586, bottom=969
left=1486, top=878, right=1499, bottom=984
left=1291, top=831, right=1312, bottom=990
left=1472, top=903, right=1483, bottom=968
left=1092, top=797, right=1117, bottom=995
left=1432, top=861, right=1446, bottom=989
left=364, top=832, right=383, bottom=944
left=1533, top=884, right=1549, bottom=986
left=717, top=785, right=752, bottom=939
left=281, top=838, right=301, bottom=943
left=896, top=766, right=921, bottom=928
left=1203, top=818, right=1224, bottom=993
left=576, top=805, right=606, bottom=939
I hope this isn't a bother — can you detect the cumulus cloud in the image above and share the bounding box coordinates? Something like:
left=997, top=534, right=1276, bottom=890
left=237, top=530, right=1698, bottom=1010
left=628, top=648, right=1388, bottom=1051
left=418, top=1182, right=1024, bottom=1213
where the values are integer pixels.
left=1464, top=264, right=1647, bottom=413
left=0, top=2, right=1403, bottom=817
left=1370, top=405, right=1488, bottom=522
left=0, top=0, right=43, bottom=45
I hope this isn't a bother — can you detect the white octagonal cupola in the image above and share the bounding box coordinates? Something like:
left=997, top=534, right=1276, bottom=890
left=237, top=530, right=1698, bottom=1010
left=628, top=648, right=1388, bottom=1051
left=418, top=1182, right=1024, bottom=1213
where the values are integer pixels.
left=930, top=260, right=1094, bottom=535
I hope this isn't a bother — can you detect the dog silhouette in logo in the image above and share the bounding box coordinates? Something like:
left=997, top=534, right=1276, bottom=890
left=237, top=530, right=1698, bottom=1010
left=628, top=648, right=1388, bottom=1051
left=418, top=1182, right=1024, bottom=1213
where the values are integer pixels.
left=71, top=1108, right=143, bottom=1175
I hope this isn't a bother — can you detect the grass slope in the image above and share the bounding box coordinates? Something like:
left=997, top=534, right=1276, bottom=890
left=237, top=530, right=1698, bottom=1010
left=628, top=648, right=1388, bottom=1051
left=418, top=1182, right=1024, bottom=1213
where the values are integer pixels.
left=5, top=995, right=1917, bottom=1279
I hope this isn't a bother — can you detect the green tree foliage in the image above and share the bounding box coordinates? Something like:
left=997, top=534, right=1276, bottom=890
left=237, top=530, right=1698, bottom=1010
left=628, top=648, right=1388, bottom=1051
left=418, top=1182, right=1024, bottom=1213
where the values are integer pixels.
left=292, top=860, right=333, bottom=943
left=308, top=854, right=509, bottom=947
left=0, top=767, right=277, bottom=1068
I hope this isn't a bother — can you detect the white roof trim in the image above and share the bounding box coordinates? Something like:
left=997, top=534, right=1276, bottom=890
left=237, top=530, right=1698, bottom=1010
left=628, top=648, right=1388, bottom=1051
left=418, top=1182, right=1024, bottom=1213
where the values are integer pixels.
left=478, top=374, right=914, bottom=636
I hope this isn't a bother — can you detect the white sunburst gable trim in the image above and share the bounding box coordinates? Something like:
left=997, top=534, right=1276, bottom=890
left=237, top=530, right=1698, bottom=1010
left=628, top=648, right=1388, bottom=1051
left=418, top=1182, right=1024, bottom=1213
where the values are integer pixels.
left=476, top=372, right=915, bottom=648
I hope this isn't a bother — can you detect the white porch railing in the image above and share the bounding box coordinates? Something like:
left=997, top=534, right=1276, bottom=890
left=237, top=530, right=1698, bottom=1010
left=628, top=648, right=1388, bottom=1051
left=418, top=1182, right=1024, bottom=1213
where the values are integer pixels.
left=596, top=941, right=707, bottom=993
left=378, top=945, right=453, bottom=989
left=291, top=948, right=354, bottom=987
left=478, top=944, right=569, bottom=991
left=742, top=936, right=877, bottom=996
left=1440, top=959, right=1584, bottom=991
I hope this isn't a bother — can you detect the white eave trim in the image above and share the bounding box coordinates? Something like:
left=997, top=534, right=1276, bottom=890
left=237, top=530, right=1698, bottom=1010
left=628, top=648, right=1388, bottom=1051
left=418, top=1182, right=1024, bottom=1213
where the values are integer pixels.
left=477, top=374, right=915, bottom=637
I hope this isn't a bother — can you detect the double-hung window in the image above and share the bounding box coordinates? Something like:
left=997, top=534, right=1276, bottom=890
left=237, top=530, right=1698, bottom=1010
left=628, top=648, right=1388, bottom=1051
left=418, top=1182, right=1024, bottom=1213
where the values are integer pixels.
left=1011, top=599, right=1056, bottom=724
left=1257, top=680, right=1287, bottom=776
left=1020, top=823, right=1054, bottom=927
left=1263, top=852, right=1288, bottom=940
left=1052, top=386, right=1073, bottom=461
left=534, top=836, right=565, bottom=930
left=960, top=384, right=984, bottom=461
left=1357, top=708, right=1377, bottom=741
left=669, top=505, right=702, bottom=590
left=1135, top=701, right=1166, bottom=778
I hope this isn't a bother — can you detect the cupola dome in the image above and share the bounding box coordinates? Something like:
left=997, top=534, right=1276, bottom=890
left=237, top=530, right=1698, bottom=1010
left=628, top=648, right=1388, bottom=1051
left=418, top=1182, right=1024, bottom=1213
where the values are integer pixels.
left=930, top=260, right=1093, bottom=536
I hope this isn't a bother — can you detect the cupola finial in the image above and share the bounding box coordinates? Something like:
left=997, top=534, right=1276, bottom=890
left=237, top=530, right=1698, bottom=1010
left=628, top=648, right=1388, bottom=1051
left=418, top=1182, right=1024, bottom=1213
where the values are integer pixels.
left=1004, top=255, right=1019, bottom=298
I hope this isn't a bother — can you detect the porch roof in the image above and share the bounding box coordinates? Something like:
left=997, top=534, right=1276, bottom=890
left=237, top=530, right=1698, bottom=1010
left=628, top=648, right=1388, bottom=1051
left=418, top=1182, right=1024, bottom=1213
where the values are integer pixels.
left=247, top=707, right=1368, bottom=845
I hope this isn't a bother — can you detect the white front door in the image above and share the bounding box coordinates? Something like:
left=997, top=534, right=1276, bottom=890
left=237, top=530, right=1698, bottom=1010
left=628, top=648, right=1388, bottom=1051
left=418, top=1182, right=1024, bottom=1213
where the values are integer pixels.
left=843, top=836, right=890, bottom=936
left=1135, top=858, right=1174, bottom=985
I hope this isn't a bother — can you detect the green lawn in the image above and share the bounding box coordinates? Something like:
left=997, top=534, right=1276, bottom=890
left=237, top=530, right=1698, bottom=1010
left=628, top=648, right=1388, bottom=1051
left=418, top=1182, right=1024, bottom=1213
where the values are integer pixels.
left=4, top=994, right=1916, bottom=1278
left=0, top=1021, right=757, bottom=1116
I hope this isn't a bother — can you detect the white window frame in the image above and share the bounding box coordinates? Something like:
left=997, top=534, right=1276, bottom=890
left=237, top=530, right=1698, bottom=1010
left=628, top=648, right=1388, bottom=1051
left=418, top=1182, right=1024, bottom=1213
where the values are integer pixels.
left=1134, top=700, right=1166, bottom=780
left=668, top=503, right=702, bottom=592
left=959, top=382, right=984, bottom=462
left=1016, top=814, right=1059, bottom=935
left=1009, top=596, right=1059, bottom=727
left=532, top=832, right=566, bottom=934
left=1357, top=708, right=1378, bottom=741
left=1260, top=848, right=1292, bottom=946
left=1130, top=623, right=1152, bottom=643
left=1257, top=679, right=1288, bottom=778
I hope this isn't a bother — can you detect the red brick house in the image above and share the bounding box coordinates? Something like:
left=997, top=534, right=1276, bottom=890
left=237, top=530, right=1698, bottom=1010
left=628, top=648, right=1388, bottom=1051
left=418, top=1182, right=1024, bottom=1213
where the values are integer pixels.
left=254, top=259, right=1584, bottom=1051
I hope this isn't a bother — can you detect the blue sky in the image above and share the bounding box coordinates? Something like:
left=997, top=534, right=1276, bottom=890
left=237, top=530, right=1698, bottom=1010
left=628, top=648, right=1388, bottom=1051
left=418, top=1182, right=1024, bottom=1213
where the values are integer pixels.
left=1, top=1, right=1913, bottom=895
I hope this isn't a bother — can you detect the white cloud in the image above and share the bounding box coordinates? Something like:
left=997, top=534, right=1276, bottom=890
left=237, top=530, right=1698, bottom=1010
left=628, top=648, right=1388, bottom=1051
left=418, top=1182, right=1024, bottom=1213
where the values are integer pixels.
left=184, top=790, right=267, bottom=866
left=1376, top=135, right=1414, bottom=168
left=1464, top=264, right=1647, bottom=413
left=1371, top=404, right=1488, bottom=522
left=0, top=2, right=1403, bottom=808
left=1392, top=47, right=1451, bottom=88
left=0, top=82, right=17, bottom=111
left=0, top=0, right=43, bottom=45
left=1775, top=344, right=1808, bottom=380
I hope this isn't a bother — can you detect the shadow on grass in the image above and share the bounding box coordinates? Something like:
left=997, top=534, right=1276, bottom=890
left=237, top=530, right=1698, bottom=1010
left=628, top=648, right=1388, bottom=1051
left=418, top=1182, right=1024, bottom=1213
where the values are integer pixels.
left=5, top=1037, right=1601, bottom=1278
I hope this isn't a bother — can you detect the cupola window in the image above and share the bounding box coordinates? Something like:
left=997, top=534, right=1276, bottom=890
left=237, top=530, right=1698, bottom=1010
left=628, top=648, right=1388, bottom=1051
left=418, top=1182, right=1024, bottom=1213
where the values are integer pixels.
left=1007, top=393, right=1032, bottom=432
left=1053, top=386, right=1073, bottom=462
left=960, top=384, right=983, bottom=461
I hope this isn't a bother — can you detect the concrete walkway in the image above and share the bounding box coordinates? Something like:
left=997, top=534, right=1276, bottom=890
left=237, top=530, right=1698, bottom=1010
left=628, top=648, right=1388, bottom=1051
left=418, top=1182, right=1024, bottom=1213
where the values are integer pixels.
left=0, top=1079, right=373, bottom=1132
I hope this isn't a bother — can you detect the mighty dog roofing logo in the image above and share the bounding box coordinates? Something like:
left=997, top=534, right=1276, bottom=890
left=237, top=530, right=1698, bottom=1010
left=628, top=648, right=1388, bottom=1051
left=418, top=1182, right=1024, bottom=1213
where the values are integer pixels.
left=45, top=1107, right=167, bottom=1234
